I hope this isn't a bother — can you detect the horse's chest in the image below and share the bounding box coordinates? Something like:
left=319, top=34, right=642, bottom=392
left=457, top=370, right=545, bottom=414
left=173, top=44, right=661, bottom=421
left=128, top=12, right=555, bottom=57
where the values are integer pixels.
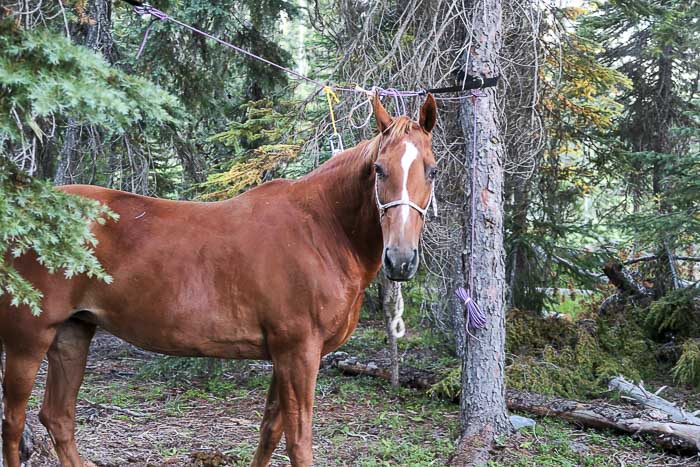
left=321, top=289, right=365, bottom=355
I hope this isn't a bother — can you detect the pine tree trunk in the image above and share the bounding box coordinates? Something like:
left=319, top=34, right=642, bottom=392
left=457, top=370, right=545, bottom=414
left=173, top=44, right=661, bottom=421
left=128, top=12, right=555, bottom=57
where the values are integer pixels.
left=452, top=0, right=510, bottom=463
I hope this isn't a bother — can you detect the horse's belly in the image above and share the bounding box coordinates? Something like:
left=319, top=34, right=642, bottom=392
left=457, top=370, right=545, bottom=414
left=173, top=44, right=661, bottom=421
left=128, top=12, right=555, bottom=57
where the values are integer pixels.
left=75, top=307, right=269, bottom=360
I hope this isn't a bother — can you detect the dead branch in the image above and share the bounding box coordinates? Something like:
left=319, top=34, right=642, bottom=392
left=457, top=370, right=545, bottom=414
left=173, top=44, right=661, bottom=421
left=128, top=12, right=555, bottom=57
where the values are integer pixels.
left=609, top=376, right=700, bottom=425
left=82, top=400, right=149, bottom=418
left=507, top=390, right=700, bottom=453
left=624, top=255, right=700, bottom=266
left=602, top=260, right=651, bottom=298
left=322, top=352, right=439, bottom=390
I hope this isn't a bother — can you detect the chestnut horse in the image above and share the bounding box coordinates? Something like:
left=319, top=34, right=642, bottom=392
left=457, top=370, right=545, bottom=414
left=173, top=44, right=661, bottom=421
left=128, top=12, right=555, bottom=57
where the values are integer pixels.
left=0, top=94, right=438, bottom=467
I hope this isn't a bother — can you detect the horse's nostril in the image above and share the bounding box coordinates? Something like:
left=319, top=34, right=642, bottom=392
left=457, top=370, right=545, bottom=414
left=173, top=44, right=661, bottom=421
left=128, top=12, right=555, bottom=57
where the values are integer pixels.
left=383, top=249, right=394, bottom=270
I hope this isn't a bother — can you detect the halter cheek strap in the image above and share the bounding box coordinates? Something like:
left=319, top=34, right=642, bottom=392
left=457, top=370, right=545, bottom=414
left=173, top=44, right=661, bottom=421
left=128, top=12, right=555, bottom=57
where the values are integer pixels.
left=375, top=176, right=438, bottom=219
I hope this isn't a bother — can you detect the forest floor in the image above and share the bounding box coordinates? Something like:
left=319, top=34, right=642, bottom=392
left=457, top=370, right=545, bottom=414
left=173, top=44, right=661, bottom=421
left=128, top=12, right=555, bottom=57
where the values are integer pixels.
left=22, top=323, right=699, bottom=466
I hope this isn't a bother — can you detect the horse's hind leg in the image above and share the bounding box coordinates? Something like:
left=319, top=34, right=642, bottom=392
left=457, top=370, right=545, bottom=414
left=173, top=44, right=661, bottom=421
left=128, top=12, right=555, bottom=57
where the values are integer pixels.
left=39, top=320, right=95, bottom=466
left=2, top=329, right=56, bottom=467
left=251, top=372, right=283, bottom=467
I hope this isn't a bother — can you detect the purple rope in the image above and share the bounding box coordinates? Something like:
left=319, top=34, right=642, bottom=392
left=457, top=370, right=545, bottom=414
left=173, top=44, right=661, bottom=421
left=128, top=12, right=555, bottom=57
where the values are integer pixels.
left=456, top=90, right=487, bottom=338
left=455, top=287, right=486, bottom=338
left=135, top=18, right=157, bottom=60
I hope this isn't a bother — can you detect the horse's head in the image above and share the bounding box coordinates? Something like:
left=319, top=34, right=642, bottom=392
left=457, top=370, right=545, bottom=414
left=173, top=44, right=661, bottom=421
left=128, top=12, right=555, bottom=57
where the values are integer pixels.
left=372, top=93, right=438, bottom=281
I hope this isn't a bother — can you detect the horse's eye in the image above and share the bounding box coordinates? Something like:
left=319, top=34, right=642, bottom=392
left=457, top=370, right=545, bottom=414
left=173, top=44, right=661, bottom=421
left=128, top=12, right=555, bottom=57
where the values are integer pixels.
left=374, top=163, right=386, bottom=178
left=427, top=167, right=438, bottom=180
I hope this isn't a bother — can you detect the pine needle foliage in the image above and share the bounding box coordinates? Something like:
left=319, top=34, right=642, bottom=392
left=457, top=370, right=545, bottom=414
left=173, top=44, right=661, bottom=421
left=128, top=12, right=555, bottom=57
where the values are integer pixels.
left=431, top=309, right=658, bottom=400
left=672, top=339, right=700, bottom=387
left=199, top=144, right=301, bottom=200
left=0, top=19, right=179, bottom=142
left=199, top=99, right=304, bottom=200
left=645, top=287, right=700, bottom=340
left=0, top=19, right=176, bottom=314
left=0, top=160, right=118, bottom=315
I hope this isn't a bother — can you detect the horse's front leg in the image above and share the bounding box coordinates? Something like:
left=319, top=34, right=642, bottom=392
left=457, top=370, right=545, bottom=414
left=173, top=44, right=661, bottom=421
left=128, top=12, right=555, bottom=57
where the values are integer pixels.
left=269, top=341, right=321, bottom=467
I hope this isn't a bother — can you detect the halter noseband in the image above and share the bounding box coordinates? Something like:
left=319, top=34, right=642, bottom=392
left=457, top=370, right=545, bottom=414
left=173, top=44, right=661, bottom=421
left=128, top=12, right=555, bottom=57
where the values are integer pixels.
left=374, top=176, right=438, bottom=219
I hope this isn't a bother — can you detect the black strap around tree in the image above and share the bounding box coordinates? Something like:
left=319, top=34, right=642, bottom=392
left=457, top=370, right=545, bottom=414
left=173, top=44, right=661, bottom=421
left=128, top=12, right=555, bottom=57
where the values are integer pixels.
left=423, top=75, right=499, bottom=95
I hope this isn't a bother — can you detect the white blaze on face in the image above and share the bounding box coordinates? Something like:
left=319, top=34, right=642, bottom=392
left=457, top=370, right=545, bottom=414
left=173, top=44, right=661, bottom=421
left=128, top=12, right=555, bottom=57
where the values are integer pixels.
left=399, top=142, right=418, bottom=231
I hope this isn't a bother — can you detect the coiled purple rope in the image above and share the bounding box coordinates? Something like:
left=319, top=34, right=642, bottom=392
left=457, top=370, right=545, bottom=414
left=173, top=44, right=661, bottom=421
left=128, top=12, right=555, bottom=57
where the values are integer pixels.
left=456, top=90, right=488, bottom=338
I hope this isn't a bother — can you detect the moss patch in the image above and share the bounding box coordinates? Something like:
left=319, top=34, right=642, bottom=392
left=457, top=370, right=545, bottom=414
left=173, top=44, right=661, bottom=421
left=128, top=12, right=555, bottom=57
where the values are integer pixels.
left=433, top=307, right=660, bottom=400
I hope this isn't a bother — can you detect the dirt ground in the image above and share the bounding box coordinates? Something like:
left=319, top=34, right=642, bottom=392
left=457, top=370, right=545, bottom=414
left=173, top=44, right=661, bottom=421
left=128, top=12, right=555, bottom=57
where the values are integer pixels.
left=18, top=328, right=700, bottom=466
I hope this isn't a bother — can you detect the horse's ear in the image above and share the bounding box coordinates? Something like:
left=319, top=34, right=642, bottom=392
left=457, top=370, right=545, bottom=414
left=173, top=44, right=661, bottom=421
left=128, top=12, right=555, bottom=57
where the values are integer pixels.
left=373, top=92, right=393, bottom=134
left=419, top=93, right=437, bottom=133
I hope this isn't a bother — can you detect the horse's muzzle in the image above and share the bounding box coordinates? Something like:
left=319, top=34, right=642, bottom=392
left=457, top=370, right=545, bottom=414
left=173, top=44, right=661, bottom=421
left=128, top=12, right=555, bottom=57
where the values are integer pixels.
left=383, top=247, right=419, bottom=281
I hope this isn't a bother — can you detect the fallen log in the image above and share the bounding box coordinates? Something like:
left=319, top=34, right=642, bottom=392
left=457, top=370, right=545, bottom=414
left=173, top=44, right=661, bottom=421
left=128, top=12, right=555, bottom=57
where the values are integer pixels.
left=323, top=354, right=700, bottom=453
left=322, top=352, right=439, bottom=390
left=506, top=390, right=700, bottom=453
left=609, top=376, right=700, bottom=425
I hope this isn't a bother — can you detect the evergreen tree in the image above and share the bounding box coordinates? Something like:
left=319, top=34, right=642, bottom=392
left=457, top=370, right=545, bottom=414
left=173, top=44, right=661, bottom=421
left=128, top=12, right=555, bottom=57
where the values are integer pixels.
left=581, top=0, right=700, bottom=293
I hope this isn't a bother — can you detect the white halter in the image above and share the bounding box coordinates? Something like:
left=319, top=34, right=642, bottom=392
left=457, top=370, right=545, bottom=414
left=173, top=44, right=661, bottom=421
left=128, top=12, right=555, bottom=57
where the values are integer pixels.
left=374, top=176, right=438, bottom=219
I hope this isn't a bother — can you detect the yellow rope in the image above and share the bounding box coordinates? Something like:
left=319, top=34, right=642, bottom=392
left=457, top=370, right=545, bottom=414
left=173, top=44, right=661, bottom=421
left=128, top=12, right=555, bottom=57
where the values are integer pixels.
left=324, top=86, right=340, bottom=135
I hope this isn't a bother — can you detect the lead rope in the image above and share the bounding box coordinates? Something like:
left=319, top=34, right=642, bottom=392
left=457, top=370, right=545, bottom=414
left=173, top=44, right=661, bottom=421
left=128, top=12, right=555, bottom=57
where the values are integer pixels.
left=456, top=91, right=487, bottom=339
left=389, top=282, right=406, bottom=338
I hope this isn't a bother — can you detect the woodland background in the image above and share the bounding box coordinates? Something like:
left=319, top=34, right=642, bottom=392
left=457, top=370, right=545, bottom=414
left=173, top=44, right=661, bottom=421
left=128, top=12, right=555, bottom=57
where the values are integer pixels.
left=1, top=0, right=700, bottom=465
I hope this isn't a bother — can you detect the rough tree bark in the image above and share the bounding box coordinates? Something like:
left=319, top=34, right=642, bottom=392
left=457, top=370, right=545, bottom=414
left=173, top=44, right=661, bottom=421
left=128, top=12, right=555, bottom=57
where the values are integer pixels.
left=451, top=0, right=510, bottom=464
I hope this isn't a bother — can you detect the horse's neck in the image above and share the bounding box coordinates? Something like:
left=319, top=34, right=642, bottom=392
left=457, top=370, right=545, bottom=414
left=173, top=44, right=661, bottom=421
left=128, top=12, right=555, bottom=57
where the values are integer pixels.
left=296, top=143, right=383, bottom=275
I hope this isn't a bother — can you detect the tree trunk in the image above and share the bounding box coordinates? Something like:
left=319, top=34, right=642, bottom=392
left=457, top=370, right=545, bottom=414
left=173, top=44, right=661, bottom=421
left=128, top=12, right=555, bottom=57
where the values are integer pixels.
left=452, top=0, right=510, bottom=463
left=378, top=273, right=402, bottom=388
left=54, top=120, right=79, bottom=185
left=602, top=261, right=651, bottom=299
